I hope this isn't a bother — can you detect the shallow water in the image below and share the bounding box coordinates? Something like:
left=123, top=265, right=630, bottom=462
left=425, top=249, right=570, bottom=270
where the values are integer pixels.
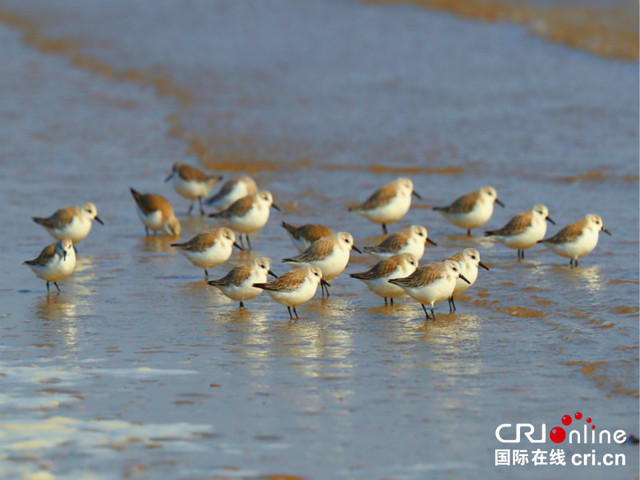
left=0, top=1, right=637, bottom=478
left=363, top=0, right=639, bottom=61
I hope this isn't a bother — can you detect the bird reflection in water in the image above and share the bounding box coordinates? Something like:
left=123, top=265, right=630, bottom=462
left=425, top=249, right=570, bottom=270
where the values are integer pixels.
left=138, top=235, right=177, bottom=254
left=556, top=264, right=603, bottom=294
left=34, top=293, right=93, bottom=347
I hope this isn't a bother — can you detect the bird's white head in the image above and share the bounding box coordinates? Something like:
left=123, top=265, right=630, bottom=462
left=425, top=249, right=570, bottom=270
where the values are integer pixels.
left=306, top=265, right=323, bottom=285
left=585, top=214, right=611, bottom=235
left=479, top=186, right=503, bottom=207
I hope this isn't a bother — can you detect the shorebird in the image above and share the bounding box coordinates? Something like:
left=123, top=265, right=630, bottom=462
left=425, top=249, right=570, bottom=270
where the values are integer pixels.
left=283, top=232, right=361, bottom=298
left=281, top=222, right=334, bottom=252
left=253, top=265, right=323, bottom=320
left=538, top=214, right=611, bottom=267
left=350, top=253, right=418, bottom=306
left=206, top=175, right=258, bottom=211
left=165, top=162, right=223, bottom=215
left=208, top=191, right=280, bottom=250
left=363, top=225, right=435, bottom=261
left=433, top=186, right=504, bottom=236
left=446, top=248, right=489, bottom=313
left=171, top=228, right=242, bottom=279
left=349, top=177, right=422, bottom=234
left=208, top=256, right=277, bottom=310
left=389, top=260, right=470, bottom=321
left=24, top=238, right=76, bottom=292
left=130, top=188, right=181, bottom=236
left=485, top=204, right=555, bottom=260
left=33, top=203, right=103, bottom=244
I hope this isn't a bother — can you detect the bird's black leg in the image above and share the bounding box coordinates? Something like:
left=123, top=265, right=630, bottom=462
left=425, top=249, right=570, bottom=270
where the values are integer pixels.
left=287, top=306, right=293, bottom=319
left=421, top=303, right=430, bottom=320
left=431, top=307, right=436, bottom=321
left=54, top=282, right=61, bottom=293
left=204, top=268, right=209, bottom=279
left=451, top=296, right=456, bottom=313
left=382, top=224, right=388, bottom=234
left=467, top=229, right=472, bottom=236
left=320, top=280, right=331, bottom=298
left=187, top=201, right=194, bottom=216
left=239, top=300, right=245, bottom=310
left=521, top=249, right=525, bottom=260
left=390, top=297, right=394, bottom=306
left=293, top=307, right=299, bottom=319
left=384, top=296, right=387, bottom=306
left=245, top=235, right=252, bottom=251
left=198, top=198, right=205, bottom=215
left=46, top=281, right=50, bottom=292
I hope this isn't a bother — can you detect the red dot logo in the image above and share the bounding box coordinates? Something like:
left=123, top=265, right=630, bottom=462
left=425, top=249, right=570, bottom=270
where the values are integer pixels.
left=586, top=417, right=592, bottom=423
left=561, top=415, right=572, bottom=426
left=575, top=412, right=582, bottom=420
left=550, top=427, right=566, bottom=443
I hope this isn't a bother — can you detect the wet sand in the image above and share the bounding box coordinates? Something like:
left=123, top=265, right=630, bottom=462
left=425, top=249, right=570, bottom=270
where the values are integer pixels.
left=364, top=0, right=638, bottom=61
left=0, top=1, right=637, bottom=478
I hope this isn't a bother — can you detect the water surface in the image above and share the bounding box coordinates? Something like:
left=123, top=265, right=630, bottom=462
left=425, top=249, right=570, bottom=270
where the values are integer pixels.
left=0, top=1, right=637, bottom=478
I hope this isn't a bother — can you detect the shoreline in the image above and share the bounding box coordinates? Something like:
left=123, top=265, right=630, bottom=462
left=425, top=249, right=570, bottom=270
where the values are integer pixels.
left=362, top=0, right=638, bottom=61
left=0, top=0, right=635, bottom=180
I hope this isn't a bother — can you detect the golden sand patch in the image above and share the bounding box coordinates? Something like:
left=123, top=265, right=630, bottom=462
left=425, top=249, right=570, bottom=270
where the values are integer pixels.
left=496, top=305, right=545, bottom=318
left=555, top=170, right=610, bottom=183
left=611, top=305, right=638, bottom=315
left=567, top=360, right=639, bottom=397
left=361, top=0, right=638, bottom=61
left=0, top=8, right=193, bottom=109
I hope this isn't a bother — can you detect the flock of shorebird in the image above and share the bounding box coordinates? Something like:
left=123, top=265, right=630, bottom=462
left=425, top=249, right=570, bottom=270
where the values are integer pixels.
left=24, top=162, right=611, bottom=320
